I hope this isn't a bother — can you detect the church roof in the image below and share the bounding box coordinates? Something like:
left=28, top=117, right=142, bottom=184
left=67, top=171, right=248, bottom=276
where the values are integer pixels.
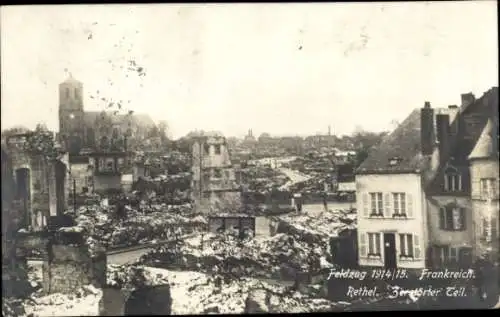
left=468, top=118, right=497, bottom=160
left=83, top=111, right=155, bottom=129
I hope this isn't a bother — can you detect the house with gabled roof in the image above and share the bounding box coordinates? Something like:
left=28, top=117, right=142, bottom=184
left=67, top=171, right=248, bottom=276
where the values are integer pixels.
left=355, top=87, right=498, bottom=270
left=425, top=88, right=498, bottom=269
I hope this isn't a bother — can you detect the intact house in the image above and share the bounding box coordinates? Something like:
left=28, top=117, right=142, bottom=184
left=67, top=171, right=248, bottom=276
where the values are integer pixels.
left=355, top=87, right=499, bottom=270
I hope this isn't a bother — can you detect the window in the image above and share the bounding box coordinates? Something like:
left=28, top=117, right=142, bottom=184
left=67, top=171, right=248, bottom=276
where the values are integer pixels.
left=444, top=168, right=462, bottom=192
left=203, top=172, right=210, bottom=184
left=392, top=193, right=407, bottom=217
left=213, top=168, right=222, bottom=178
left=481, top=217, right=491, bottom=242
left=214, top=144, right=221, bottom=155
left=480, top=178, right=497, bottom=200
left=203, top=192, right=210, bottom=199
left=74, top=88, right=79, bottom=99
left=100, top=136, right=109, bottom=148
left=439, top=206, right=466, bottom=231
left=204, top=144, right=210, bottom=155
left=433, top=246, right=473, bottom=267
left=106, top=160, right=114, bottom=171
left=369, top=192, right=383, bottom=216
left=399, top=234, right=413, bottom=257
left=367, top=233, right=381, bottom=256
left=65, top=88, right=70, bottom=98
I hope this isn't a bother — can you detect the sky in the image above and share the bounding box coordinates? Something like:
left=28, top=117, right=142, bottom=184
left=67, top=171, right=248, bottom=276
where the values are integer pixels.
left=1, top=2, right=498, bottom=139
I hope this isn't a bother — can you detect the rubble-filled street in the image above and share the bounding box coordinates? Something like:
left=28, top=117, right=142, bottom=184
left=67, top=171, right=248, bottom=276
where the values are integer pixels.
left=3, top=3, right=499, bottom=316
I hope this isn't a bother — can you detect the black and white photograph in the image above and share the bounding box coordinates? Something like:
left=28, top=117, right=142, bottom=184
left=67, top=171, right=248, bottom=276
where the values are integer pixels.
left=1, top=1, right=499, bottom=315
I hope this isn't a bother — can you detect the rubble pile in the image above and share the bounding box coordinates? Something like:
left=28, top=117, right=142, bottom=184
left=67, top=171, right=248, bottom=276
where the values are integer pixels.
left=21, top=284, right=102, bottom=316
left=277, top=209, right=357, bottom=240
left=109, top=265, right=341, bottom=314
left=2, top=299, right=26, bottom=317
left=138, top=232, right=327, bottom=279
left=72, top=203, right=207, bottom=249
left=240, top=166, right=291, bottom=193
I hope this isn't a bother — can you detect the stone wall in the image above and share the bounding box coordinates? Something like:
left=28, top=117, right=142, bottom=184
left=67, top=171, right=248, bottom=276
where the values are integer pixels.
left=42, top=241, right=106, bottom=295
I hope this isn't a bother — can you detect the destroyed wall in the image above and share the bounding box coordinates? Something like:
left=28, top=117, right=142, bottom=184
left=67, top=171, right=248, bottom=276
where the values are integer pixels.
left=99, top=284, right=172, bottom=315
left=43, top=234, right=106, bottom=294
left=191, top=135, right=242, bottom=214
left=69, top=161, right=91, bottom=193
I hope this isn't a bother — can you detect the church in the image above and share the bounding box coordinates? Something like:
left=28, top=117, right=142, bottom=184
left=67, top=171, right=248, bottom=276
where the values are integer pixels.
left=57, top=74, right=156, bottom=155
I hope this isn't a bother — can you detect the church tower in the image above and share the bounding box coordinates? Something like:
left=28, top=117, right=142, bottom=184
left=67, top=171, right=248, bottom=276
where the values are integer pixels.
left=58, top=74, right=85, bottom=154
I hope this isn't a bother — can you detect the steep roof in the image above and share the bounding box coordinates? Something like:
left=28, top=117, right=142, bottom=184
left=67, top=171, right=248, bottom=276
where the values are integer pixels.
left=356, top=105, right=460, bottom=175
left=356, top=109, right=423, bottom=174
left=83, top=111, right=155, bottom=129
left=468, top=118, right=497, bottom=160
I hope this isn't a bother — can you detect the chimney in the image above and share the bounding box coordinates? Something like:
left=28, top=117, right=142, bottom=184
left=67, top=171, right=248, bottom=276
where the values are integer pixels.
left=421, top=101, right=435, bottom=155
left=460, top=93, right=475, bottom=109
left=436, top=114, right=450, bottom=163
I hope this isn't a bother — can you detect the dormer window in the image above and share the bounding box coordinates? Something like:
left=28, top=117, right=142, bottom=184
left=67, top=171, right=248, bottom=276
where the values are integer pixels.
left=389, top=156, right=402, bottom=166
left=444, top=166, right=462, bottom=192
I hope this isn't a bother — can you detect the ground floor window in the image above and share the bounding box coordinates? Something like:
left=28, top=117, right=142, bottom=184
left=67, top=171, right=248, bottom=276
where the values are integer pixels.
left=367, top=232, right=381, bottom=256
left=431, top=245, right=472, bottom=268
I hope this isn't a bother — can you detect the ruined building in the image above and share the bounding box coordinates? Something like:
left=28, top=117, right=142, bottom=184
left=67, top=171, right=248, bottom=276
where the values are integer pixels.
left=191, top=132, right=242, bottom=214
left=4, top=133, right=69, bottom=232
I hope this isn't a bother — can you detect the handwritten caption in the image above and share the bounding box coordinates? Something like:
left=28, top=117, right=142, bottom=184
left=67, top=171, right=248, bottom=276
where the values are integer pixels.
left=327, top=268, right=477, bottom=301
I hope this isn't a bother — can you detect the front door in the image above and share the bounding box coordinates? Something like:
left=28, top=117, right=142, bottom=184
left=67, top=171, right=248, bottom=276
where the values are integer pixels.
left=383, top=233, right=397, bottom=269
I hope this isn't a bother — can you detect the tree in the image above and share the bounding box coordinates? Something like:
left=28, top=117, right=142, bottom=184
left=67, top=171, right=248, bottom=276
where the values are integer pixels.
left=23, top=124, right=58, bottom=160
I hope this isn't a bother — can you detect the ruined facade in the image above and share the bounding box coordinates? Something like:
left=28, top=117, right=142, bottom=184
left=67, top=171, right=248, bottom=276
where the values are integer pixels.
left=191, top=133, right=242, bottom=214
left=42, top=229, right=106, bottom=295
left=4, top=133, right=69, bottom=232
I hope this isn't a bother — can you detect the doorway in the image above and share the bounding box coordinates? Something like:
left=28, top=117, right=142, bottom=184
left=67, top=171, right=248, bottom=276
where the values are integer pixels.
left=383, top=233, right=397, bottom=269
left=55, top=161, right=67, bottom=216
left=15, top=168, right=31, bottom=228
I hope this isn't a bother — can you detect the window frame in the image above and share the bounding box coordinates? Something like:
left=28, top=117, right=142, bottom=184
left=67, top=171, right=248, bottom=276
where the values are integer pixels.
left=480, top=178, right=496, bottom=200
left=369, top=192, right=383, bottom=217
left=443, top=167, right=462, bottom=192
left=399, top=233, right=414, bottom=258
left=439, top=206, right=466, bottom=231
left=214, top=144, right=222, bottom=155
left=392, top=192, right=407, bottom=217
left=367, top=232, right=381, bottom=256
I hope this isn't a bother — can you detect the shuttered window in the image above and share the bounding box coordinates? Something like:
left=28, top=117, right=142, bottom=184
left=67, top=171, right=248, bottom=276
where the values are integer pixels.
left=413, top=234, right=421, bottom=259
left=362, top=193, right=369, bottom=217
left=359, top=232, right=367, bottom=257
left=439, top=206, right=466, bottom=231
